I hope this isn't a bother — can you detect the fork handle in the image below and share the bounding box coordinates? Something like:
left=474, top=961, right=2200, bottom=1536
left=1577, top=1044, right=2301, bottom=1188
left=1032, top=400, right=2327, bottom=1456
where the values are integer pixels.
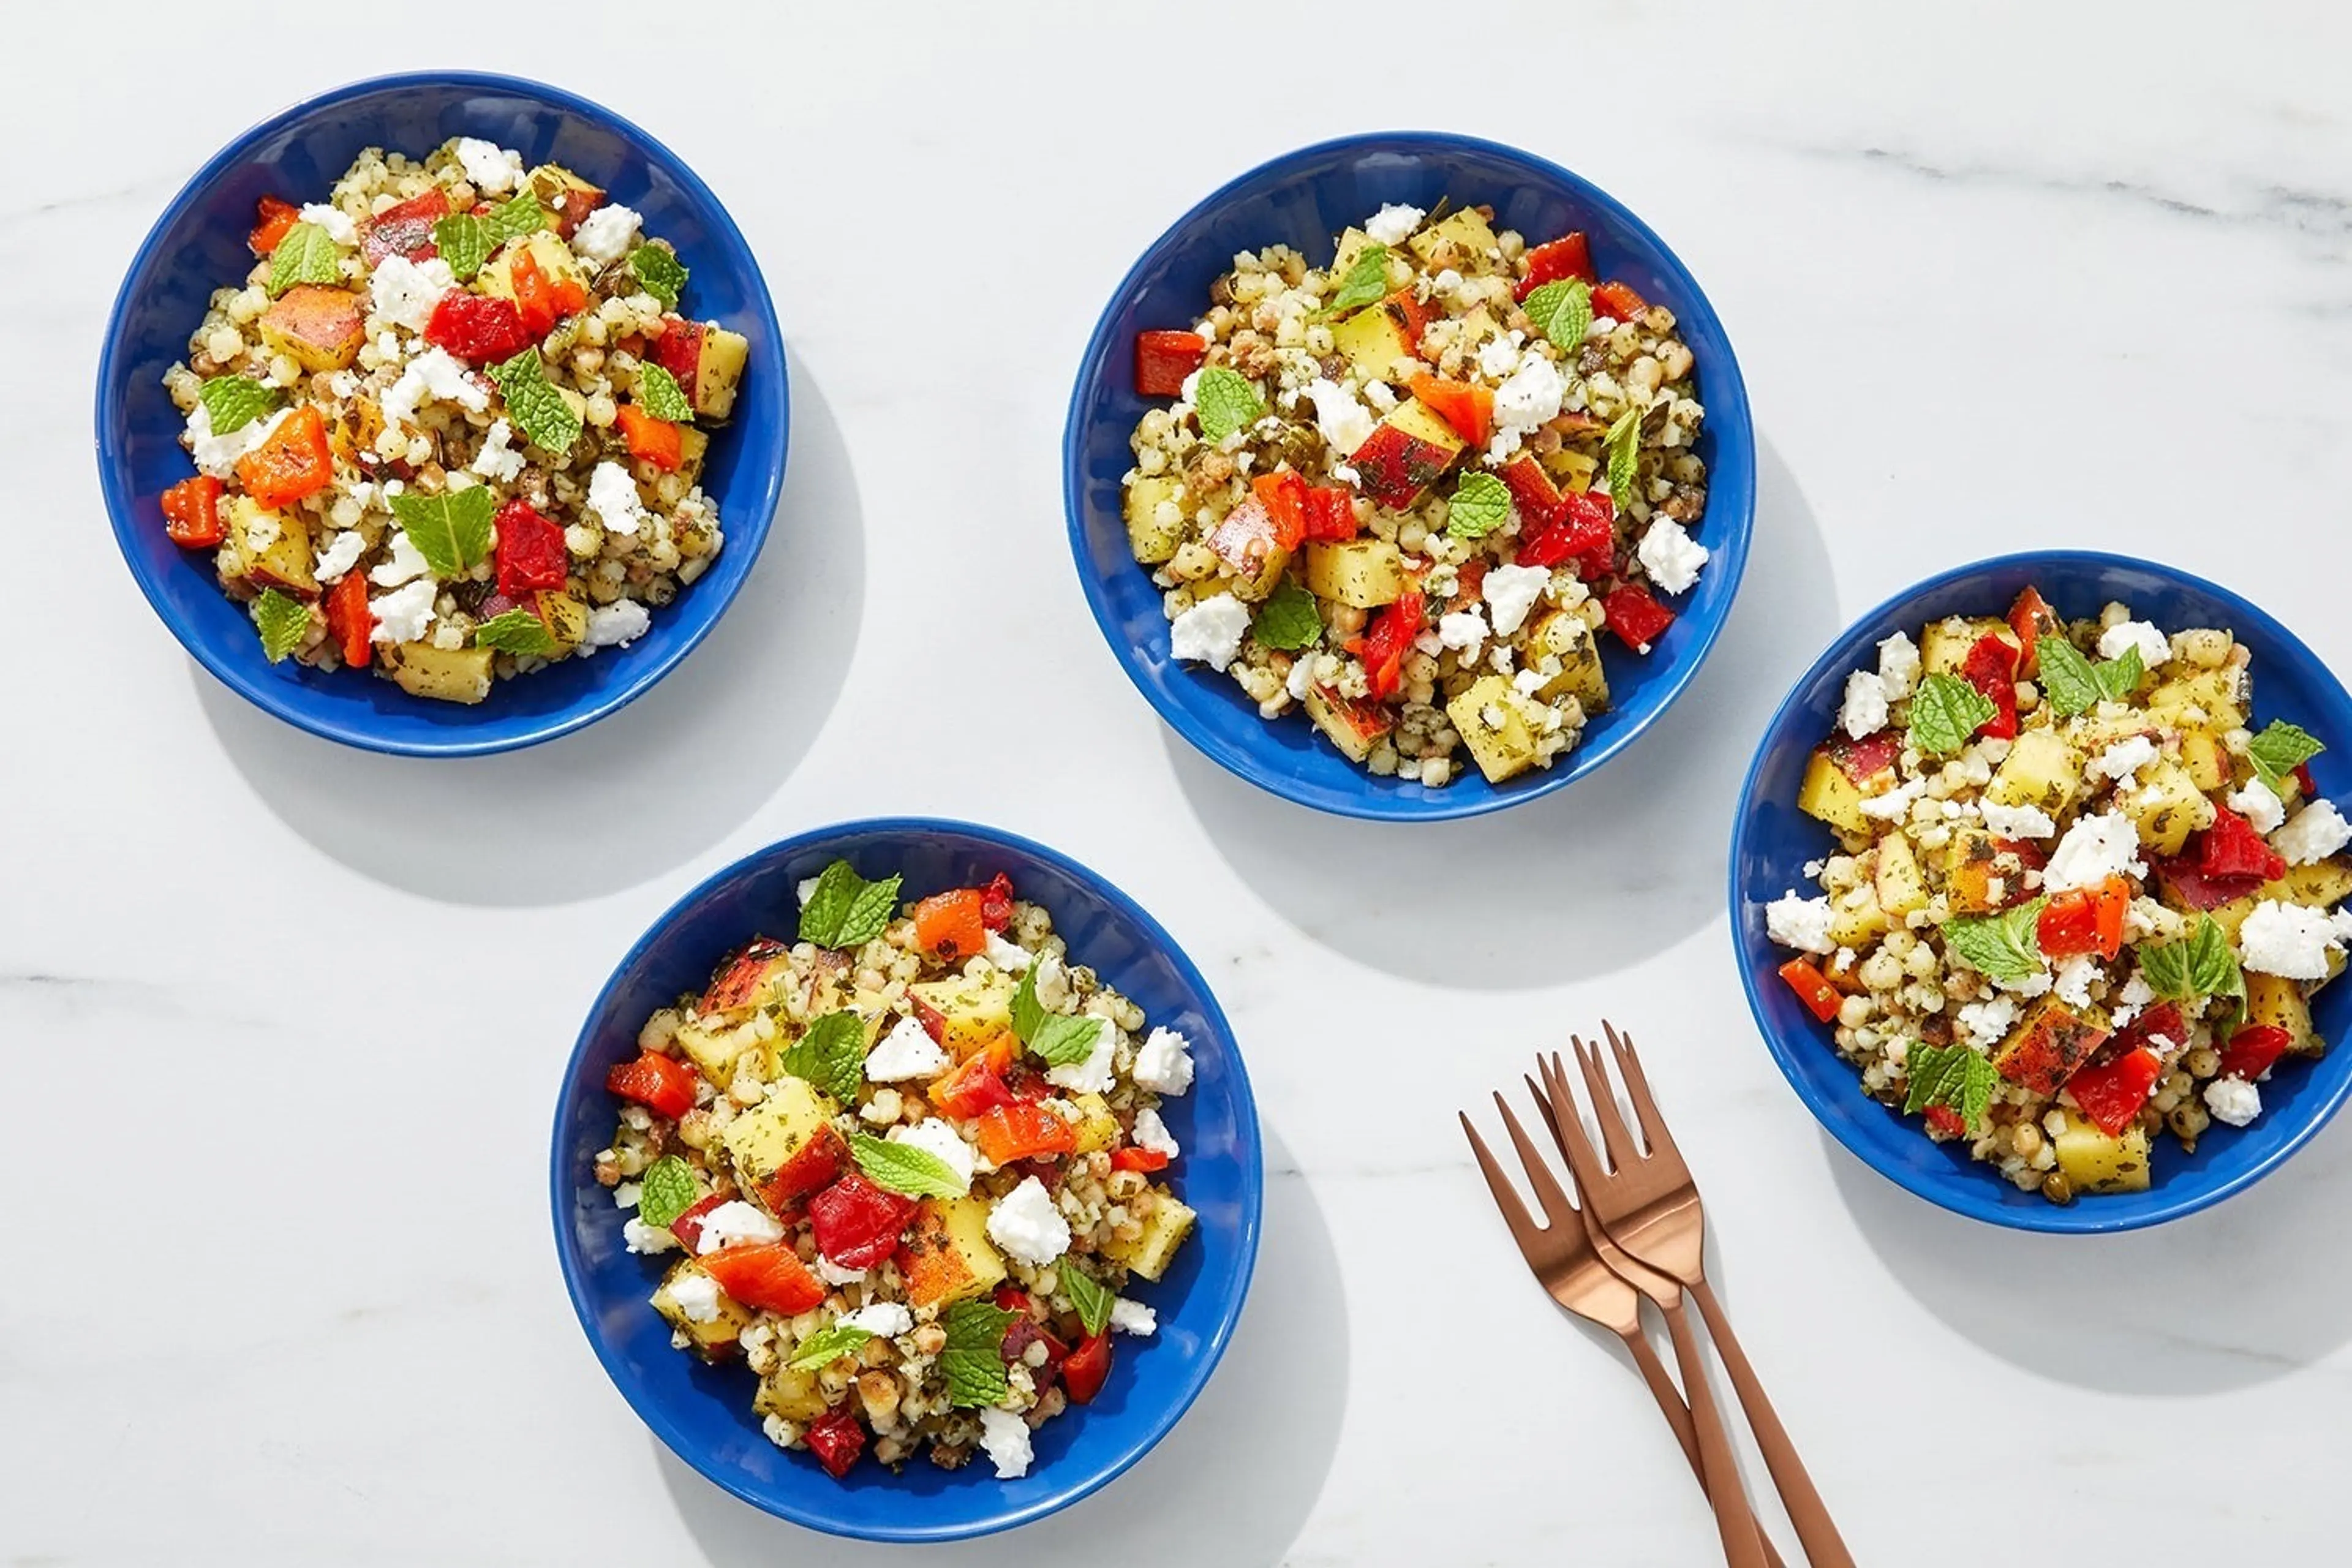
left=1621, top=1331, right=1790, bottom=1568
left=1690, top=1278, right=1854, bottom=1568
left=1662, top=1297, right=1769, bottom=1568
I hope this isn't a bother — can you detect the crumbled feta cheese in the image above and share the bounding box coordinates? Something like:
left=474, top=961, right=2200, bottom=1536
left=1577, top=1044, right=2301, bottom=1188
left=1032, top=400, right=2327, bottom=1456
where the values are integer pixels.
left=1286, top=658, right=1316, bottom=701
left=1838, top=670, right=1890, bottom=741
left=668, top=1270, right=724, bottom=1323
left=889, top=1118, right=978, bottom=1187
left=2203, top=1076, right=2261, bottom=1128
left=1996, top=968, right=2054, bottom=998
left=841, top=1302, right=913, bottom=1339
left=1132, top=1028, right=1194, bottom=1095
left=571, top=202, right=644, bottom=265
left=694, top=1200, right=785, bottom=1255
left=2119, top=973, right=2156, bottom=1009
left=2098, top=619, right=2171, bottom=671
left=1131, top=1107, right=1180, bottom=1160
left=368, top=578, right=438, bottom=644
left=186, top=402, right=285, bottom=480
left=2052, top=953, right=2101, bottom=1009
left=587, top=461, right=648, bottom=537
left=298, top=202, right=357, bottom=246
left=380, top=346, right=488, bottom=431
left=1303, top=377, right=1374, bottom=455
left=978, top=1407, right=1034, bottom=1480
left=1492, top=353, right=1566, bottom=432
left=1979, top=801, right=2057, bottom=840
left=1636, top=518, right=1709, bottom=597
left=985, top=1175, right=1071, bottom=1267
left=1765, top=892, right=1836, bottom=954
left=2273, top=801, right=2351, bottom=867
left=1956, top=996, right=2018, bottom=1050
left=1481, top=563, right=1549, bottom=637
left=812, top=1256, right=869, bottom=1287
left=864, top=1014, right=952, bottom=1082
left=1476, top=333, right=1524, bottom=381
left=1875, top=631, right=1921, bottom=701
left=1858, top=776, right=1927, bottom=822
left=983, top=932, right=1032, bottom=973
left=313, top=530, right=365, bottom=582
left=454, top=137, right=521, bottom=195
left=1483, top=427, right=1525, bottom=464
left=1109, top=1299, right=1158, bottom=1336
left=1363, top=203, right=1425, bottom=245
left=469, top=418, right=527, bottom=483
left=1170, top=592, right=1250, bottom=672
left=368, top=253, right=454, bottom=333
left=2090, top=735, right=2158, bottom=785
left=369, top=530, right=432, bottom=587
left=2227, top=780, right=2286, bottom=835
left=580, top=599, right=652, bottom=651
left=1046, top=1017, right=1118, bottom=1095
left=2237, top=900, right=2352, bottom=979
left=761, top=1413, right=801, bottom=1450
left=1438, top=608, right=1488, bottom=654
left=2043, top=810, right=2146, bottom=893
left=622, top=1217, right=677, bottom=1255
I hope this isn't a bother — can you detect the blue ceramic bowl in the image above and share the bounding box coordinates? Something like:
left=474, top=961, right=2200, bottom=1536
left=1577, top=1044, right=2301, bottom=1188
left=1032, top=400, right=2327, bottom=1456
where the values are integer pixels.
left=1732, top=551, right=2352, bottom=1233
left=551, top=820, right=1263, bottom=1540
left=1064, top=132, right=1754, bottom=821
left=96, top=72, right=788, bottom=756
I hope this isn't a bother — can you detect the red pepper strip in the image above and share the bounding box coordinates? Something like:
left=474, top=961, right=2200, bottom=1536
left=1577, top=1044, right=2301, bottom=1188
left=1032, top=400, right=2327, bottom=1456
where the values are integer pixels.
left=1515, top=232, right=1595, bottom=299
left=492, top=498, right=569, bottom=598
left=324, top=569, right=372, bottom=669
left=1923, top=1104, right=1967, bottom=1139
left=699, top=1242, right=827, bottom=1316
left=2036, top=876, right=2129, bottom=960
left=614, top=404, right=683, bottom=472
left=929, top=1050, right=1016, bottom=1118
left=605, top=1049, right=698, bottom=1120
left=249, top=195, right=300, bottom=257
left=1301, top=485, right=1359, bottom=541
left=1344, top=589, right=1426, bottom=703
left=973, top=1103, right=1080, bottom=1166
left=1777, top=958, right=1842, bottom=1023
left=2196, top=805, right=2288, bottom=884
left=1134, top=330, right=1208, bottom=396
left=1517, top=484, right=1613, bottom=577
left=2220, top=1024, right=2296, bottom=1083
left=2007, top=586, right=2060, bottom=677
left=2067, top=1047, right=2162, bottom=1136
left=1957, top=633, right=2021, bottom=740
left=2294, top=761, right=2318, bottom=797
left=979, top=872, right=1016, bottom=932
left=235, top=404, right=333, bottom=509
left=160, top=474, right=226, bottom=548
left=1406, top=374, right=1494, bottom=448
left=1591, top=279, right=1649, bottom=320
left=425, top=289, right=532, bottom=364
left=804, top=1404, right=867, bottom=1480
left=808, top=1172, right=919, bottom=1269
left=912, top=888, right=989, bottom=960
left=1062, top=1331, right=1112, bottom=1405
left=1111, top=1145, right=1171, bottom=1174
left=1250, top=469, right=1310, bottom=550
left=1602, top=584, right=1674, bottom=652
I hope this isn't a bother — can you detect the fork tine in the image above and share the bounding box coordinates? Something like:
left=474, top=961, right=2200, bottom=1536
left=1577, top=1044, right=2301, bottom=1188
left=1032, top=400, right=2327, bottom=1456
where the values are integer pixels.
left=1459, top=1112, right=1542, bottom=1251
left=1539, top=1049, right=1610, bottom=1196
left=1605, top=1020, right=1687, bottom=1169
left=1494, top=1091, right=1577, bottom=1230
left=1572, top=1034, right=1643, bottom=1168
left=1523, top=1072, right=1584, bottom=1217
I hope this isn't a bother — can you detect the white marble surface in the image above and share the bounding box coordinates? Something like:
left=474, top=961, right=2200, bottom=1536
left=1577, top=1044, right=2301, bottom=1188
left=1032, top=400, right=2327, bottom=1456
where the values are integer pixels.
left=9, top=1, right=2352, bottom=1562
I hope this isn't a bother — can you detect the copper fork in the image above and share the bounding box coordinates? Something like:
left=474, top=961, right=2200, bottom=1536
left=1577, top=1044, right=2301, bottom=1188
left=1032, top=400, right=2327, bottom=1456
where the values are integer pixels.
left=1557, top=1025, right=1855, bottom=1568
left=1460, top=1090, right=1785, bottom=1568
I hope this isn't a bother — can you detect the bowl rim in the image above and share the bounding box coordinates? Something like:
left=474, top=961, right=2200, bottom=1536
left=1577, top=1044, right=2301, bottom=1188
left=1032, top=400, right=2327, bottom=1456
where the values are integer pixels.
left=547, top=815, right=1265, bottom=1540
left=1729, top=547, right=2352, bottom=1234
left=93, top=68, right=790, bottom=758
left=1060, top=128, right=1755, bottom=823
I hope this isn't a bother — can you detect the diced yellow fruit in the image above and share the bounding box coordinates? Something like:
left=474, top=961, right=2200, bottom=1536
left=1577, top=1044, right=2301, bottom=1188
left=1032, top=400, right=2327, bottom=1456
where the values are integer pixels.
left=1203, top=501, right=1290, bottom=600
left=1302, top=684, right=1392, bottom=763
left=479, top=232, right=588, bottom=304
left=2147, top=670, right=2246, bottom=733
left=675, top=424, right=710, bottom=486
left=1874, top=833, right=1929, bottom=916
left=1330, top=304, right=1415, bottom=383
left=381, top=641, right=493, bottom=704
left=688, top=326, right=750, bottom=421
left=1988, top=729, right=2082, bottom=813
left=2179, top=728, right=2229, bottom=793
left=1525, top=608, right=1609, bottom=710
left=2120, top=757, right=2212, bottom=857
left=1406, top=208, right=1501, bottom=272
left=902, top=1194, right=1006, bottom=1308
left=674, top=1016, right=757, bottom=1080
left=258, top=284, right=365, bottom=372
left=2264, top=858, right=2352, bottom=911
left=1303, top=538, right=1405, bottom=608
left=721, top=1076, right=837, bottom=1190
left=653, top=1261, right=753, bottom=1353
left=2052, top=1109, right=2151, bottom=1194
left=1385, top=396, right=1466, bottom=451
left=534, top=590, right=587, bottom=650
left=1102, top=1188, right=1196, bottom=1281
left=228, top=496, right=317, bottom=599
left=755, top=1366, right=831, bottom=1422
left=905, top=971, right=1016, bottom=1059
left=1824, top=886, right=1889, bottom=949
left=1943, top=826, right=2034, bottom=916
left=1123, top=475, right=1186, bottom=565
left=1797, top=750, right=1869, bottom=835
left=1446, top=675, right=1542, bottom=785
left=1330, top=226, right=1377, bottom=276
left=2247, top=972, right=2316, bottom=1054
left=1068, top=1093, right=1121, bottom=1155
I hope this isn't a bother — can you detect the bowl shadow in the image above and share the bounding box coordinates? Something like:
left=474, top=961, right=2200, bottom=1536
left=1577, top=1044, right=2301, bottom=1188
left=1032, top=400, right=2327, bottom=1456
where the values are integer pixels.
left=1166, top=435, right=1837, bottom=989
left=656, top=1126, right=1348, bottom=1562
left=195, top=360, right=860, bottom=908
left=1824, top=1115, right=2352, bottom=1393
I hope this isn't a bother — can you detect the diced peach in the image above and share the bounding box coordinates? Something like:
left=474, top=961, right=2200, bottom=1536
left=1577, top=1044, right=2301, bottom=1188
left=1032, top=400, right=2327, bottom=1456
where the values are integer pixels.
left=258, top=285, right=364, bottom=372
left=1204, top=497, right=1289, bottom=598
left=1993, top=997, right=2110, bottom=1095
left=1349, top=397, right=1464, bottom=510
left=527, top=164, right=606, bottom=239
left=703, top=938, right=791, bottom=1014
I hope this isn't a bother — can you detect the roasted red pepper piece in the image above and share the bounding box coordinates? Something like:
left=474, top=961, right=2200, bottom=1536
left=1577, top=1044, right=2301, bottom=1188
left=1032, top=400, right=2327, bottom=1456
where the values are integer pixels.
left=1110, top=1145, right=1170, bottom=1174
left=2295, top=761, right=2318, bottom=797
left=972, top=1103, right=1080, bottom=1166
left=1250, top=469, right=1310, bottom=550
left=160, top=474, right=226, bottom=548
left=2006, top=586, right=2060, bottom=678
left=248, top=195, right=300, bottom=257
left=1515, top=232, right=1596, bottom=299
left=1602, top=583, right=1675, bottom=652
left=808, top=1172, right=919, bottom=1269
left=324, top=568, right=372, bottom=669
left=913, top=888, right=989, bottom=961
left=700, top=1242, right=827, bottom=1316
left=1777, top=957, right=1842, bottom=1023
left=2196, top=805, right=2289, bottom=885
left=2067, top=1047, right=2161, bottom=1136
left=652, top=317, right=703, bottom=386
left=755, top=1125, right=850, bottom=1212
left=1499, top=455, right=1566, bottom=529
left=667, top=1191, right=727, bottom=1252
left=1826, top=729, right=1903, bottom=785
left=2037, top=876, right=2130, bottom=960
left=1301, top=484, right=1360, bottom=542
left=361, top=188, right=451, bottom=266
left=235, top=404, right=334, bottom=509
left=1384, top=288, right=1433, bottom=350
left=979, top=872, right=1016, bottom=932
left=804, top=1404, right=867, bottom=1480
left=614, top=404, right=683, bottom=472
left=2220, top=1023, right=2296, bottom=1083
left=508, top=247, right=560, bottom=339
left=929, top=1037, right=1017, bottom=1118
left=1517, top=483, right=1614, bottom=578
left=1062, top=1330, right=1112, bottom=1405
left=490, top=498, right=569, bottom=599
left=1957, top=633, right=2021, bottom=740
left=1406, top=374, right=1494, bottom=448
left=1344, top=589, right=1425, bottom=703
left=1923, top=1104, right=1968, bottom=1139
left=1591, top=279, right=1649, bottom=320
left=1134, top=330, right=1208, bottom=396
left=424, top=289, right=532, bottom=364
left=2153, top=856, right=2268, bottom=912
left=605, top=1049, right=698, bottom=1120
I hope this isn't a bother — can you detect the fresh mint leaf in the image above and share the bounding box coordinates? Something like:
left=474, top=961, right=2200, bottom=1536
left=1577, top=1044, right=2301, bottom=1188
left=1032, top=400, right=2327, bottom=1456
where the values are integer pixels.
left=788, top=1321, right=878, bottom=1372
left=488, top=348, right=583, bottom=455
left=2136, top=914, right=2247, bottom=1020
left=1943, top=897, right=2049, bottom=983
left=1193, top=366, right=1264, bottom=444
left=941, top=1300, right=1018, bottom=1408
left=1010, top=965, right=1047, bottom=1044
left=1909, top=671, right=1997, bottom=755
left=432, top=213, right=494, bottom=282
left=636, top=363, right=694, bottom=424
left=198, top=375, right=282, bottom=436
left=636, top=1155, right=699, bottom=1230
left=782, top=1010, right=865, bottom=1104
left=1030, top=1013, right=1106, bottom=1069
left=1903, top=1040, right=1999, bottom=1132
left=1605, top=404, right=1642, bottom=509
left=1061, top=1264, right=1115, bottom=1339
left=2037, top=635, right=2141, bottom=717
left=1325, top=243, right=1392, bottom=316
left=488, top=192, right=546, bottom=244
left=797, top=859, right=903, bottom=949
left=473, top=607, right=560, bottom=656
left=629, top=245, right=688, bottom=311
left=2248, top=720, right=2324, bottom=793
left=268, top=222, right=342, bottom=295
left=253, top=589, right=311, bottom=663
left=848, top=1131, right=968, bottom=1199
left=389, top=486, right=494, bottom=578
left=2094, top=644, right=2144, bottom=704
left=1251, top=582, right=1322, bottom=651
left=1523, top=278, right=1592, bottom=353
left=1446, top=470, right=1513, bottom=540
